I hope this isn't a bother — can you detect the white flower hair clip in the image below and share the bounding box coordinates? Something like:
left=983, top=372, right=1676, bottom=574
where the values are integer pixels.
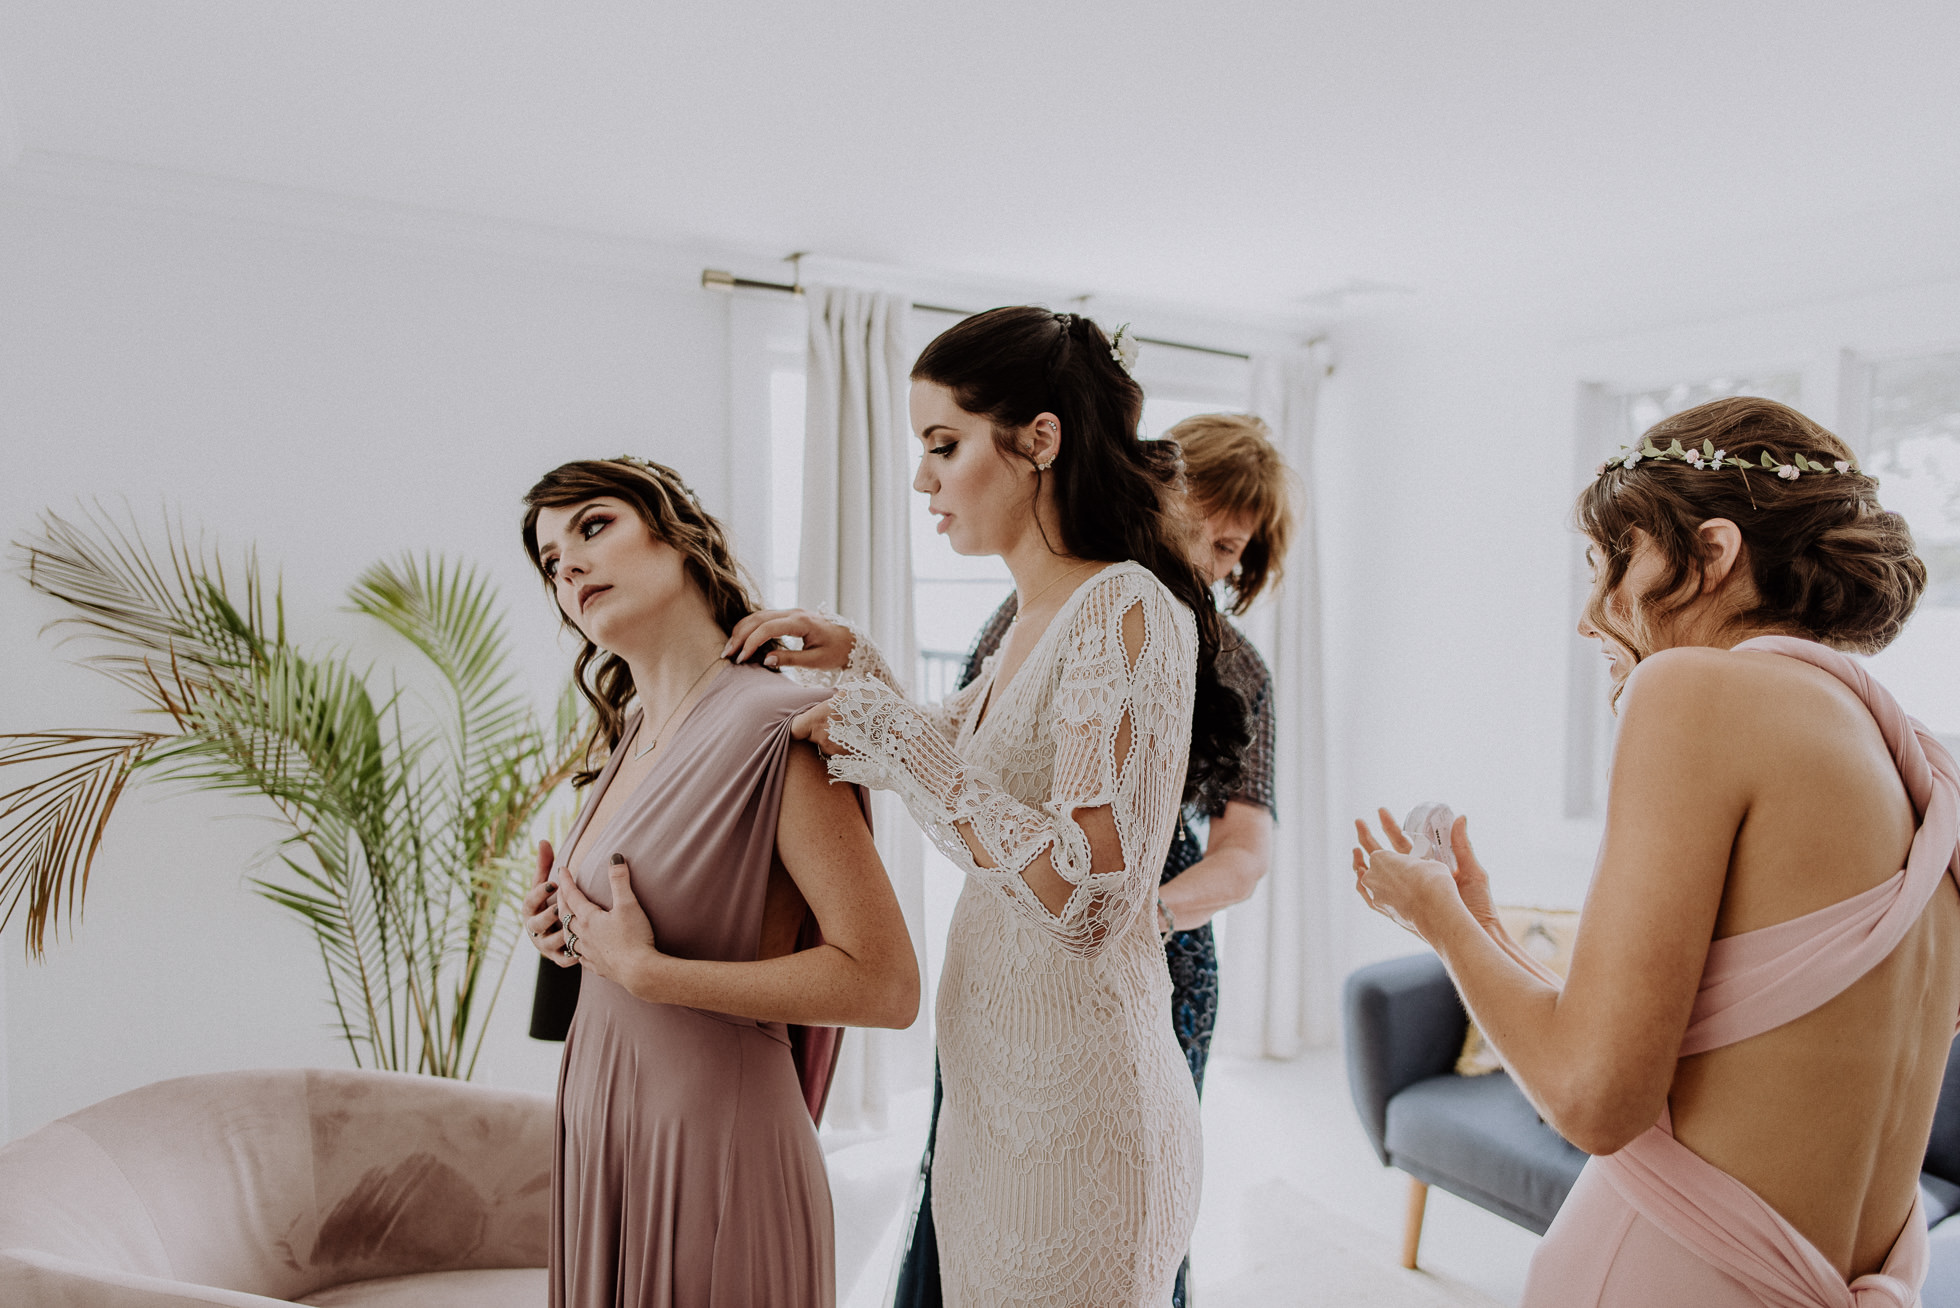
left=1109, top=323, right=1139, bottom=377
left=1597, top=437, right=1863, bottom=482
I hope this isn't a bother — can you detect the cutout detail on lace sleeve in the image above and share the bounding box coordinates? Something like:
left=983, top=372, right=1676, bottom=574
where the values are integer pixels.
left=823, top=568, right=1195, bottom=960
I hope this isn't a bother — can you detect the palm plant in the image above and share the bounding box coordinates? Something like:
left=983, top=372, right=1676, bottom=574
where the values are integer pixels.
left=0, top=506, right=584, bottom=1078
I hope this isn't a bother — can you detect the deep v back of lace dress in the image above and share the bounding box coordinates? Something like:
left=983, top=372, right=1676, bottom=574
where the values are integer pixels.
left=1523, top=636, right=1960, bottom=1308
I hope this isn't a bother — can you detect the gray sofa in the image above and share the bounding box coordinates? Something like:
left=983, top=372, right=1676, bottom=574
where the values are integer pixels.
left=1344, top=951, right=1960, bottom=1297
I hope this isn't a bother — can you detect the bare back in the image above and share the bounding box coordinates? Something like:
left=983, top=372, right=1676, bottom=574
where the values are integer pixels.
left=1668, top=651, right=1960, bottom=1278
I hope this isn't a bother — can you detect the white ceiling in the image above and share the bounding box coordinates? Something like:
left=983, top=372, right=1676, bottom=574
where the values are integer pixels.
left=4, top=1, right=1959, bottom=332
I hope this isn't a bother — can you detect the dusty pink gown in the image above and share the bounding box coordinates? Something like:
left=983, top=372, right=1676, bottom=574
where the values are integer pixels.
left=1522, top=636, right=1960, bottom=1308
left=549, top=664, right=844, bottom=1308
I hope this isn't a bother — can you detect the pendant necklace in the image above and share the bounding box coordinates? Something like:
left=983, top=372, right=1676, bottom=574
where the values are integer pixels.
left=1009, top=560, right=1097, bottom=628
left=632, top=655, right=724, bottom=761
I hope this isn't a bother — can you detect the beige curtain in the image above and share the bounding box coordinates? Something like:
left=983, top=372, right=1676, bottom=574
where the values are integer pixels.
left=798, top=286, right=928, bottom=1129
left=1218, top=346, right=1336, bottom=1057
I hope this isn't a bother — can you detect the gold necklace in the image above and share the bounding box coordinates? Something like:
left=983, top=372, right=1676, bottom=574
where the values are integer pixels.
left=1009, top=560, right=1097, bottom=626
left=632, top=656, right=723, bottom=761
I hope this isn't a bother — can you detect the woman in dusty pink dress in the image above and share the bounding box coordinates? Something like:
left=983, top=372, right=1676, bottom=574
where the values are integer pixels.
left=517, top=457, right=919, bottom=1308
left=1354, top=397, right=1959, bottom=1306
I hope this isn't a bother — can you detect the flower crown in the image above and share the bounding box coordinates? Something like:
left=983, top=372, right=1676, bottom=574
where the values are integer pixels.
left=1598, top=437, right=1861, bottom=482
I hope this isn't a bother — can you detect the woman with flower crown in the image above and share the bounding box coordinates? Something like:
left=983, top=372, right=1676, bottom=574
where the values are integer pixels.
left=1353, top=397, right=1959, bottom=1306
left=724, top=307, right=1249, bottom=1308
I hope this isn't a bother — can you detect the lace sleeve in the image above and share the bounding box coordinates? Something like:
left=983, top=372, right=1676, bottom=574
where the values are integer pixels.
left=783, top=612, right=905, bottom=691
left=786, top=615, right=982, bottom=742
left=824, top=573, right=1195, bottom=959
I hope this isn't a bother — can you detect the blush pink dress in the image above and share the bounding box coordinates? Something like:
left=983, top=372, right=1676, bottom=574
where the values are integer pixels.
left=549, top=664, right=846, bottom=1308
left=1522, top=636, right=1960, bottom=1308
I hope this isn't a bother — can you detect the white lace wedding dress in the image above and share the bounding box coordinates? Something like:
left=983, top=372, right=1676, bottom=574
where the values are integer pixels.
left=823, top=561, right=1202, bottom=1308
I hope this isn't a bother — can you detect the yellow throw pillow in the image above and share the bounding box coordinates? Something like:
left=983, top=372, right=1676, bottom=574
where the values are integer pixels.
left=1454, top=906, right=1581, bottom=1077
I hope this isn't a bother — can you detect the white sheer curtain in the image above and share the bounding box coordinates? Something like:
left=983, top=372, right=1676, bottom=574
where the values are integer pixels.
left=1217, top=346, right=1337, bottom=1057
left=799, top=286, right=929, bottom=1129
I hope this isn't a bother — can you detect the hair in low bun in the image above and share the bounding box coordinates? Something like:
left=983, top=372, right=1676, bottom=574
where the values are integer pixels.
left=1766, top=500, right=1924, bottom=652
left=1576, top=396, right=1926, bottom=664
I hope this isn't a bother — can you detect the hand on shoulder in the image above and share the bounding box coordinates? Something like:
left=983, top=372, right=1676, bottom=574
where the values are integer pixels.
left=722, top=608, right=855, bottom=671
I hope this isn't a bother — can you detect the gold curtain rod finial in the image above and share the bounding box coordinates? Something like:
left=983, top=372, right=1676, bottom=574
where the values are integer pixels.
left=700, top=268, right=804, bottom=296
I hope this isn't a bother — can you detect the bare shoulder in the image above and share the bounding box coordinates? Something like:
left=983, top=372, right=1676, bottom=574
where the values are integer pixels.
left=781, top=738, right=871, bottom=831
left=1618, top=643, right=1875, bottom=780
left=1622, top=643, right=1846, bottom=721
left=1610, top=647, right=1734, bottom=750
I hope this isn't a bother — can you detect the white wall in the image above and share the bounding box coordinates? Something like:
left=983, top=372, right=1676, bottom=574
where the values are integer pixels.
left=18, top=150, right=1956, bottom=1140
left=1315, top=301, right=1594, bottom=975
left=0, top=163, right=753, bottom=1138
left=1319, top=275, right=1960, bottom=981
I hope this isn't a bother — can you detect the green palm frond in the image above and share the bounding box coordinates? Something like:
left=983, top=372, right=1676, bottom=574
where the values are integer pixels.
left=2, top=506, right=587, bottom=1078
left=20, top=507, right=277, bottom=704
left=253, top=840, right=396, bottom=1067
left=0, top=732, right=164, bottom=957
left=349, top=555, right=535, bottom=847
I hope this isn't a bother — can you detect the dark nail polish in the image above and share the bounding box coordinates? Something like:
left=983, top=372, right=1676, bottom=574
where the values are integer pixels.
left=611, top=852, right=625, bottom=864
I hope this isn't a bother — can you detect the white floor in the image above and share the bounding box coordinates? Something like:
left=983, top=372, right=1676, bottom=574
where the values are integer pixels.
left=822, top=1046, right=1539, bottom=1307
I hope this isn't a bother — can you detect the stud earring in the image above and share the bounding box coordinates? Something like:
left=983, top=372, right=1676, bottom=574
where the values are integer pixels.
left=1036, top=458, right=1055, bottom=472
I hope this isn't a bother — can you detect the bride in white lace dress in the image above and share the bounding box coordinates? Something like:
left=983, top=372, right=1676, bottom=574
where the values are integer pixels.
left=725, top=308, right=1250, bottom=1307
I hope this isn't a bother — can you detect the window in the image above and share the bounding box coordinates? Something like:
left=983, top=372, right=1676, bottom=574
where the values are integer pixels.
left=1854, top=350, right=1960, bottom=740
left=1616, top=375, right=1804, bottom=444
left=1142, top=394, right=1236, bottom=440
left=1565, top=372, right=1805, bottom=817
left=762, top=362, right=988, bottom=701
left=767, top=368, right=806, bottom=610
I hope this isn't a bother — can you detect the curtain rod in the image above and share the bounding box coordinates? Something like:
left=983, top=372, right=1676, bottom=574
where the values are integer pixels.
left=701, top=268, right=1269, bottom=362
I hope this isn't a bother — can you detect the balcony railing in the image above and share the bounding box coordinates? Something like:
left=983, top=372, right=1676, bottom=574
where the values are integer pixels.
left=915, top=649, right=969, bottom=704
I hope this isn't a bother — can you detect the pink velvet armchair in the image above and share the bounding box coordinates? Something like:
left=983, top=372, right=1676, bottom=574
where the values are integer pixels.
left=0, top=1067, right=552, bottom=1306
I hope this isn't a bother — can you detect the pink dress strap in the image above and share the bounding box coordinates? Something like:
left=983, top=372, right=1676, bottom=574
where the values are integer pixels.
left=1597, top=1106, right=1928, bottom=1307
left=1679, top=636, right=1960, bottom=1055
left=1583, top=637, right=1960, bottom=1305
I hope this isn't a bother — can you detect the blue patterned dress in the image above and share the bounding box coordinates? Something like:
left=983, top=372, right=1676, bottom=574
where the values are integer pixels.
left=895, top=596, right=1275, bottom=1308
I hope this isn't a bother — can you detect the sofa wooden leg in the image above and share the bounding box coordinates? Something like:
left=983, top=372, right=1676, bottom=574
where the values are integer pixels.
left=1401, top=1175, right=1429, bottom=1270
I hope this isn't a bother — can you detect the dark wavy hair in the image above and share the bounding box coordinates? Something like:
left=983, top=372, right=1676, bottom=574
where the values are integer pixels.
left=912, top=306, right=1250, bottom=809
left=1577, top=397, right=1925, bottom=684
left=521, top=457, right=776, bottom=788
